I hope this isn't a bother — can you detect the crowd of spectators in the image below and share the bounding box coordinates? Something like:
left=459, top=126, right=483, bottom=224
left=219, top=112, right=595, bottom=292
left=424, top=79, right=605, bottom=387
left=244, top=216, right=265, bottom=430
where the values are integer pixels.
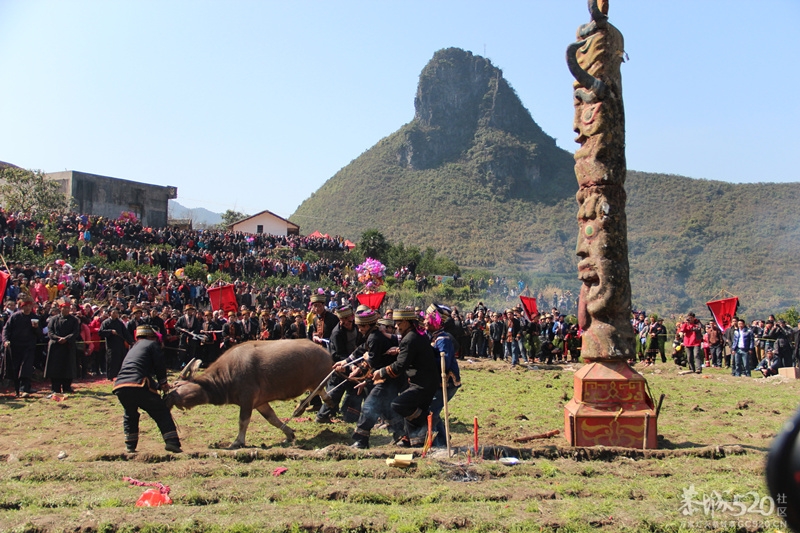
left=0, top=210, right=376, bottom=389
left=448, top=305, right=800, bottom=384
left=0, top=256, right=368, bottom=377
left=2, top=209, right=797, bottom=396
left=0, top=210, right=353, bottom=281
left=632, top=311, right=800, bottom=377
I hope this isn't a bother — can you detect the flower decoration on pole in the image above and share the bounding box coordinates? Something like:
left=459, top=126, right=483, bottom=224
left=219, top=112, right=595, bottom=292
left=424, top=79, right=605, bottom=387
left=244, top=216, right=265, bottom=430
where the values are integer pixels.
left=355, top=258, right=386, bottom=293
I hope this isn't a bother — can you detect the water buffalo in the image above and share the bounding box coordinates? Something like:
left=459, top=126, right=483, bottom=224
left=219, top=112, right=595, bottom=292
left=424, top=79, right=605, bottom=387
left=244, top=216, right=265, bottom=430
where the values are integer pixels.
left=165, top=339, right=334, bottom=448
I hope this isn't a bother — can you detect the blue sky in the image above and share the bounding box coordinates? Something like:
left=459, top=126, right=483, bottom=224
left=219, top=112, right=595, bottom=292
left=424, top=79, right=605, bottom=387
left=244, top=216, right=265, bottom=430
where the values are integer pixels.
left=1, top=0, right=797, bottom=219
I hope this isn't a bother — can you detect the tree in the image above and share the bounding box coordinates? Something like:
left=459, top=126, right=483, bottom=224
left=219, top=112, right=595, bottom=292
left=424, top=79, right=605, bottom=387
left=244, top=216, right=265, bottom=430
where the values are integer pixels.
left=386, top=241, right=421, bottom=271
left=418, top=246, right=460, bottom=276
left=777, top=307, right=800, bottom=327
left=357, top=229, right=389, bottom=262
left=0, top=167, right=71, bottom=215
left=220, top=209, right=249, bottom=228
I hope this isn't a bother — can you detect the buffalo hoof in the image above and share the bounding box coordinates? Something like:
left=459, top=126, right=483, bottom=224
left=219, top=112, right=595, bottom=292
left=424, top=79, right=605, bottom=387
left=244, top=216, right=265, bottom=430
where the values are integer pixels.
left=227, top=441, right=245, bottom=450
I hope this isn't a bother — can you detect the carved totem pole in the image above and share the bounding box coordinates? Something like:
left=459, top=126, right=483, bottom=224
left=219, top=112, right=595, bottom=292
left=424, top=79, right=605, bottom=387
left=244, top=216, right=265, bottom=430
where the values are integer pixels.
left=563, top=0, right=658, bottom=448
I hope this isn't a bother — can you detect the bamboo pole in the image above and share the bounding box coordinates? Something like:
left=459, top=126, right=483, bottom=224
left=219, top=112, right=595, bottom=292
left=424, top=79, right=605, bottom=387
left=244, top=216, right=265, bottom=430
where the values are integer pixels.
left=440, top=351, right=452, bottom=457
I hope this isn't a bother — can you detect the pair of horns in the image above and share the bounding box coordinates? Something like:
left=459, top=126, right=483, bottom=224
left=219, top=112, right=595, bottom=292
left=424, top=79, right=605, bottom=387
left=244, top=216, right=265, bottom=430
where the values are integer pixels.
left=177, top=358, right=202, bottom=381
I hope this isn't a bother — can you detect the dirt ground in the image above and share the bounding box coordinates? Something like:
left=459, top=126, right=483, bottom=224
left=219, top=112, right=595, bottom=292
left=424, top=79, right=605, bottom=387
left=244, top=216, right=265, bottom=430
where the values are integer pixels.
left=1, top=359, right=796, bottom=532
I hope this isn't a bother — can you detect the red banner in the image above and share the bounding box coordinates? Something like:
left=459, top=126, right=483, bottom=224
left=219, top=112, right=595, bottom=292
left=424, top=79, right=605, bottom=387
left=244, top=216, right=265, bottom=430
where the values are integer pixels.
left=519, top=296, right=538, bottom=320
left=357, top=292, right=386, bottom=311
left=706, top=297, right=739, bottom=331
left=0, top=270, right=9, bottom=302
left=208, top=284, right=238, bottom=314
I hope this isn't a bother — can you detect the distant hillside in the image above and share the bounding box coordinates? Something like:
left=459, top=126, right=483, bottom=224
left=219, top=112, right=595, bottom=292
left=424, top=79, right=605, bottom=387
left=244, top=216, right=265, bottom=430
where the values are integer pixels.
left=291, top=47, right=800, bottom=317
left=625, top=172, right=800, bottom=316
left=168, top=200, right=222, bottom=226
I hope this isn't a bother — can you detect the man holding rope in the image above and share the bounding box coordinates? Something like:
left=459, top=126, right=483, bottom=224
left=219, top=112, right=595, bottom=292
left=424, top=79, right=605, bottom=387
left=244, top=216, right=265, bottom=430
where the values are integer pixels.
left=316, top=305, right=362, bottom=424
left=306, top=293, right=338, bottom=412
left=349, top=310, right=403, bottom=449
left=373, top=308, right=438, bottom=447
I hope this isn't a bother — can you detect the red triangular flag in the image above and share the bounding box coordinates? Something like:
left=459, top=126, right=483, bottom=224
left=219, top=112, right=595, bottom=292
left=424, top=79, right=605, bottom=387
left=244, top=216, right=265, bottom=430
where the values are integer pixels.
left=357, top=292, right=386, bottom=311
left=519, top=296, right=538, bottom=320
left=706, top=297, right=738, bottom=331
left=0, top=270, right=9, bottom=302
left=208, top=284, right=238, bottom=314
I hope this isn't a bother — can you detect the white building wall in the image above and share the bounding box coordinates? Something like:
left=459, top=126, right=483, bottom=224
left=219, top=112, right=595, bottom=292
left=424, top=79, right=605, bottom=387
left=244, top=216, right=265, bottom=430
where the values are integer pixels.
left=232, top=213, right=291, bottom=236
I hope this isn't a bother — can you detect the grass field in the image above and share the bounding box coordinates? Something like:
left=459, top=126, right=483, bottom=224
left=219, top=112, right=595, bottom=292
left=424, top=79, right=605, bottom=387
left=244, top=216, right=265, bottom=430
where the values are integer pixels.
left=1, top=358, right=797, bottom=533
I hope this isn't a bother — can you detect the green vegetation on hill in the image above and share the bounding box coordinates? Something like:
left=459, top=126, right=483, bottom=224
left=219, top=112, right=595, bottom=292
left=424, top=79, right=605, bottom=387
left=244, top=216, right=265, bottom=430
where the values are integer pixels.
left=626, top=172, right=800, bottom=317
left=291, top=47, right=800, bottom=317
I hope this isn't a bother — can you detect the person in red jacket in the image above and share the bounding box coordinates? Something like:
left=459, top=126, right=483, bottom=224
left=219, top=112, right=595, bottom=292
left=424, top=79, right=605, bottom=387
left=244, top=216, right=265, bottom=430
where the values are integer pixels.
left=677, top=312, right=704, bottom=373
left=88, top=308, right=105, bottom=375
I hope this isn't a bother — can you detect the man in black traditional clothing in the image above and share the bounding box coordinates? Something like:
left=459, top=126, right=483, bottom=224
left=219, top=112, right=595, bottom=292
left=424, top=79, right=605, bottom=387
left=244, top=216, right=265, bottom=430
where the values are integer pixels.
left=222, top=310, right=243, bottom=350
left=44, top=301, right=81, bottom=393
left=316, top=305, right=361, bottom=424
left=199, top=310, right=222, bottom=365
left=374, top=308, right=439, bottom=447
left=125, top=306, right=146, bottom=340
left=350, top=311, right=403, bottom=449
left=143, top=305, right=166, bottom=338
left=99, top=307, right=134, bottom=380
left=240, top=308, right=259, bottom=341
left=306, top=293, right=338, bottom=346
left=176, top=304, right=202, bottom=366
left=304, top=293, right=339, bottom=411
left=1, top=294, right=41, bottom=396
left=112, top=325, right=181, bottom=453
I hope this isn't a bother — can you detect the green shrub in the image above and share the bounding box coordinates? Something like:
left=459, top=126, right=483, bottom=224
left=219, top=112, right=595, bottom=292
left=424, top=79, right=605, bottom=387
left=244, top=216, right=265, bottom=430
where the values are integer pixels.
left=183, top=263, right=209, bottom=281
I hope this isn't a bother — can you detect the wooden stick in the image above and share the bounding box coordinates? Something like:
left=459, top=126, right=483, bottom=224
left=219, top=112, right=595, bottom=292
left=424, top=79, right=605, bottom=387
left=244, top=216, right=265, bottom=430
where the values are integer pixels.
left=440, top=351, right=451, bottom=458
left=655, top=393, right=666, bottom=419
left=473, top=416, right=479, bottom=455
left=421, top=413, right=433, bottom=458
left=513, top=429, right=560, bottom=443
left=291, top=368, right=335, bottom=417
left=0, top=253, right=10, bottom=274
left=290, top=355, right=365, bottom=417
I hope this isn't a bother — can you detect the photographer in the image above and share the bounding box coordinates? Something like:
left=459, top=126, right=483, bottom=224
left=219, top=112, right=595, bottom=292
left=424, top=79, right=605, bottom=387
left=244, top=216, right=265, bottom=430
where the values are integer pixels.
left=671, top=330, right=687, bottom=367
left=755, top=348, right=781, bottom=377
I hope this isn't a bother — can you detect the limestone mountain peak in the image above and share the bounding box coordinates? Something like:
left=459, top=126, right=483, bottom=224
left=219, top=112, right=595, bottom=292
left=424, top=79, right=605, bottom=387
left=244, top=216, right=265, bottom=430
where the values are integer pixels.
left=396, top=48, right=574, bottom=201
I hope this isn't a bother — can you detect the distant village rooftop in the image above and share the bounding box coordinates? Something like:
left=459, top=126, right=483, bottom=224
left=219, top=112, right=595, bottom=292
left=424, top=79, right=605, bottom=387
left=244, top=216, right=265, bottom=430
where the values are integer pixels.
left=230, top=209, right=299, bottom=237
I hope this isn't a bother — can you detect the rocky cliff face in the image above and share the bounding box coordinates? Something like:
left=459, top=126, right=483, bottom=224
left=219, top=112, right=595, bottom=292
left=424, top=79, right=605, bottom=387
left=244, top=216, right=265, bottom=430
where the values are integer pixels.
left=396, top=48, right=573, bottom=200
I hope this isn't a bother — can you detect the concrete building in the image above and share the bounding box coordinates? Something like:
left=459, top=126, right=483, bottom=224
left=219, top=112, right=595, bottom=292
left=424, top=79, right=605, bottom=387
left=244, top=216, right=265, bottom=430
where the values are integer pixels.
left=46, top=171, right=177, bottom=228
left=230, top=209, right=299, bottom=236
